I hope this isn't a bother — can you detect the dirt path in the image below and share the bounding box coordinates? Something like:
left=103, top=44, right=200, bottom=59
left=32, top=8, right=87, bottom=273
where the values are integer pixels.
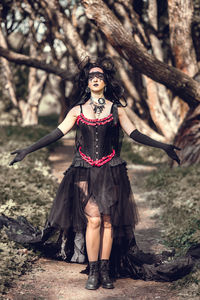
left=5, top=137, right=180, bottom=300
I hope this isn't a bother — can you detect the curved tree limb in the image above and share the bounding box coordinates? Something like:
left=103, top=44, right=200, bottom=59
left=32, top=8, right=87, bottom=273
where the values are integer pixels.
left=82, top=0, right=200, bottom=107
left=0, top=46, right=74, bottom=80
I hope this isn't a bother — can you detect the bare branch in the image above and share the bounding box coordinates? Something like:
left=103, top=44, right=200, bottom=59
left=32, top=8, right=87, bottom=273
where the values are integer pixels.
left=0, top=46, right=74, bottom=80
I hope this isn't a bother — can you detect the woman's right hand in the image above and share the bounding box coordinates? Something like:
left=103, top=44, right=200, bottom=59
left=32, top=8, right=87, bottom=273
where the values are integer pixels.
left=164, top=145, right=181, bottom=165
left=9, top=149, right=28, bottom=166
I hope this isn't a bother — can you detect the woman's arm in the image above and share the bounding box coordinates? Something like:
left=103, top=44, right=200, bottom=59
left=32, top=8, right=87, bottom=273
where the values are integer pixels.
left=58, top=105, right=79, bottom=135
left=10, top=106, right=80, bottom=165
left=118, top=107, right=136, bottom=135
left=118, top=107, right=181, bottom=164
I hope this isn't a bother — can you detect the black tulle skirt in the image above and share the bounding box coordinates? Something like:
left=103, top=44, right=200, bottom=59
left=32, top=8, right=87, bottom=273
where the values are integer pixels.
left=0, top=159, right=197, bottom=282
left=48, top=162, right=139, bottom=239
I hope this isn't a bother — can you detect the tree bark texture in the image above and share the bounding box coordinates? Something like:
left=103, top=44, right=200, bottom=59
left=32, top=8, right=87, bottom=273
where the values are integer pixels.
left=125, top=105, right=165, bottom=141
left=144, top=77, right=174, bottom=139
left=168, top=0, right=198, bottom=76
left=113, top=0, right=178, bottom=140
left=82, top=0, right=200, bottom=108
left=172, top=105, right=200, bottom=165
left=19, top=69, right=47, bottom=126
left=144, top=0, right=178, bottom=139
left=168, top=0, right=200, bottom=164
left=168, top=0, right=198, bottom=123
left=0, top=26, right=18, bottom=107
left=107, top=42, right=168, bottom=142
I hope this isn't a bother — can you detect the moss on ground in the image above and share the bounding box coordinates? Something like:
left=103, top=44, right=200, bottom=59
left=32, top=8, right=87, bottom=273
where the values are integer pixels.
left=0, top=115, right=59, bottom=295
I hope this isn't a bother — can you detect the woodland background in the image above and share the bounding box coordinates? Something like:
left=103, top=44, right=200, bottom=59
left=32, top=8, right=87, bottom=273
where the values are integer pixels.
left=0, top=0, right=200, bottom=298
left=0, top=0, right=200, bottom=164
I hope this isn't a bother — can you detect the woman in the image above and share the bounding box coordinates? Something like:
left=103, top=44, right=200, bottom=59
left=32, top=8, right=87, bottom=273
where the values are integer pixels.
left=10, top=57, right=180, bottom=290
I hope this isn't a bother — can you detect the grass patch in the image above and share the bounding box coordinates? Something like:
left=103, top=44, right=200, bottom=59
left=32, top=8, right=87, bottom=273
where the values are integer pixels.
left=121, top=138, right=167, bottom=165
left=145, top=165, right=200, bottom=298
left=0, top=115, right=59, bottom=295
left=121, top=137, right=200, bottom=297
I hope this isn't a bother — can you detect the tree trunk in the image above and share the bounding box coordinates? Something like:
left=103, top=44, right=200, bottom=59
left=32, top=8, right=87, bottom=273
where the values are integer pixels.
left=146, top=0, right=178, bottom=139
left=172, top=74, right=200, bottom=165
left=125, top=104, right=165, bottom=141
left=168, top=0, right=198, bottom=123
left=168, top=0, right=200, bottom=165
left=172, top=105, right=200, bottom=165
left=19, top=70, right=47, bottom=126
left=113, top=0, right=177, bottom=140
left=168, top=0, right=198, bottom=76
left=82, top=0, right=200, bottom=107
left=16, top=40, right=48, bottom=126
left=0, top=26, right=18, bottom=107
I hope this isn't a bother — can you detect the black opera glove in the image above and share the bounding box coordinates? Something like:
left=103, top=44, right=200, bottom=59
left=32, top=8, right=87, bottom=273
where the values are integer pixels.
left=130, top=129, right=181, bottom=165
left=10, top=128, right=64, bottom=166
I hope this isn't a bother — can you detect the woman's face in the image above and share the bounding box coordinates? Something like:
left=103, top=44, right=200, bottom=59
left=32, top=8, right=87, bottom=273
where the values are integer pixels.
left=88, top=67, right=106, bottom=93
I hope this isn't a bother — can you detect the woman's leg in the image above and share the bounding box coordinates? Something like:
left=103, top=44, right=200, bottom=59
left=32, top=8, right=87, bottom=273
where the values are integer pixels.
left=85, top=215, right=101, bottom=261
left=99, top=215, right=113, bottom=260
left=85, top=215, right=101, bottom=290
left=76, top=181, right=101, bottom=261
left=99, top=215, right=114, bottom=289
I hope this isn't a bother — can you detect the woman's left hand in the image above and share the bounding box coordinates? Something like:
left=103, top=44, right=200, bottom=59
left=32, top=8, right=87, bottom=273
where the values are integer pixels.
left=164, top=145, right=181, bottom=165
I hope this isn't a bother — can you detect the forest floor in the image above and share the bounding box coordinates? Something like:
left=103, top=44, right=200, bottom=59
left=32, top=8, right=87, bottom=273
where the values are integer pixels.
left=5, top=137, right=180, bottom=300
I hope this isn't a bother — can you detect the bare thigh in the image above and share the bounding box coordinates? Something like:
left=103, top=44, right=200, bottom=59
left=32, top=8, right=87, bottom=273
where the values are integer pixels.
left=76, top=181, right=100, bottom=217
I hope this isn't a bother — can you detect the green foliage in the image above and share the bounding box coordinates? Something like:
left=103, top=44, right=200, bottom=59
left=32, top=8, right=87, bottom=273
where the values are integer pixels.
left=0, top=232, right=36, bottom=294
left=0, top=118, right=59, bottom=295
left=145, top=165, right=200, bottom=249
left=145, top=165, right=200, bottom=298
left=121, top=140, right=146, bottom=164
left=121, top=138, right=167, bottom=165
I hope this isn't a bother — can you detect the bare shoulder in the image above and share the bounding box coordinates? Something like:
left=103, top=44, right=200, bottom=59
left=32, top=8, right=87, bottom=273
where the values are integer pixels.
left=68, top=105, right=80, bottom=117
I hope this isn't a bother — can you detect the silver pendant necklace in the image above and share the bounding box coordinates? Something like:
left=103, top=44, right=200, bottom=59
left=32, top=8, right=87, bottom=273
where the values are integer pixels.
left=90, top=96, right=106, bottom=117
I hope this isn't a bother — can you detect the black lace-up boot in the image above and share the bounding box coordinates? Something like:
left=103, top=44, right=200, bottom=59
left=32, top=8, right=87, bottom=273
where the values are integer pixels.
left=85, top=261, right=100, bottom=290
left=99, top=259, right=114, bottom=289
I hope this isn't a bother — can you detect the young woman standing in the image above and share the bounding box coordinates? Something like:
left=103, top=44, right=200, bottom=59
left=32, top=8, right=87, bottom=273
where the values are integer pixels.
left=10, top=57, right=180, bottom=290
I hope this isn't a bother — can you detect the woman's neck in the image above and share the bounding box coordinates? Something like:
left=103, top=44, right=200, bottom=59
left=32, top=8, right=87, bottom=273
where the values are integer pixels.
left=90, top=91, right=104, bottom=100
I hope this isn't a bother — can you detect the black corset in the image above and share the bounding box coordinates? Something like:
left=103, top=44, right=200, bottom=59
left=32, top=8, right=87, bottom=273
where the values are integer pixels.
left=76, top=113, right=114, bottom=161
left=79, top=118, right=113, bottom=160
left=72, top=104, right=125, bottom=168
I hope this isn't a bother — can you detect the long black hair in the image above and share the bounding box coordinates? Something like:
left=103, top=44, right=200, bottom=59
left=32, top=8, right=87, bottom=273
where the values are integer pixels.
left=70, top=56, right=127, bottom=108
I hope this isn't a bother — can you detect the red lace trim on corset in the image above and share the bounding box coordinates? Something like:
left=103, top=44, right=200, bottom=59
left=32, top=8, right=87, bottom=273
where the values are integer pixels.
left=77, top=113, right=113, bottom=126
left=79, top=147, right=115, bottom=167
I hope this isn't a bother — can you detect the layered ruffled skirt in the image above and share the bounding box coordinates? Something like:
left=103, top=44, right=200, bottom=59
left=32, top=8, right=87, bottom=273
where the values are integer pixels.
left=48, top=162, right=139, bottom=240
left=0, top=159, right=196, bottom=282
